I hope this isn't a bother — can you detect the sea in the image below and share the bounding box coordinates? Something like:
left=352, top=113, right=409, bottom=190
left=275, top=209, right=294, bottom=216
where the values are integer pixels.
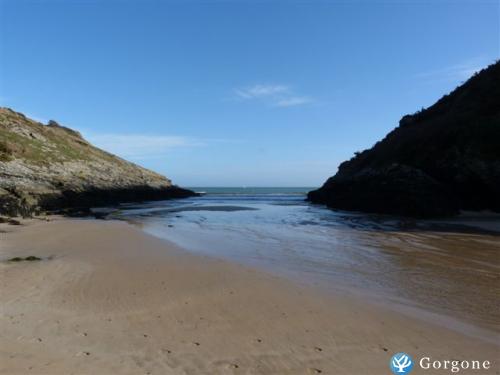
left=109, top=187, right=500, bottom=341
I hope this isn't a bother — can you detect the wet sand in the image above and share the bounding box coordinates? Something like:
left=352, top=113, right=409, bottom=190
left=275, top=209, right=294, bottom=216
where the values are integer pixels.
left=338, top=227, right=500, bottom=335
left=0, top=218, right=499, bottom=374
left=137, top=205, right=500, bottom=336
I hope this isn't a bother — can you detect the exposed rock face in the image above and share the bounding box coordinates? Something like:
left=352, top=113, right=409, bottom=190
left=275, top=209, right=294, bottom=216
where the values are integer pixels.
left=308, top=61, right=500, bottom=217
left=0, top=108, right=196, bottom=216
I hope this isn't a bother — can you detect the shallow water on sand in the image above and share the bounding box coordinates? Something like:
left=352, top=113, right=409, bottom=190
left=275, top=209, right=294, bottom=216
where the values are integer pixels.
left=113, top=188, right=500, bottom=338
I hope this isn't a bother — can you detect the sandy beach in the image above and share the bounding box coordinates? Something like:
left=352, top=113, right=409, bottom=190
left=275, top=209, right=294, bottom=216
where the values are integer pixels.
left=0, top=218, right=498, bottom=375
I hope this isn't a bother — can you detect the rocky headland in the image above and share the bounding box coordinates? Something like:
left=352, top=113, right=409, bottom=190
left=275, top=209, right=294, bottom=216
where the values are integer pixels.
left=308, top=61, right=500, bottom=217
left=0, top=108, right=196, bottom=216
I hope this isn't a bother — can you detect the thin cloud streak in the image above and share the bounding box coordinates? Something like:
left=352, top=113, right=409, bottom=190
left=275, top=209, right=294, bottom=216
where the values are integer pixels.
left=274, top=96, right=313, bottom=107
left=416, top=59, right=491, bottom=83
left=84, top=133, right=203, bottom=160
left=235, top=84, right=289, bottom=99
left=234, top=84, right=314, bottom=107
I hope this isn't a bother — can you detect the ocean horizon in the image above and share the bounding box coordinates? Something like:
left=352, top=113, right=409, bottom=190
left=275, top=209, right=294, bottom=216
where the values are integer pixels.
left=186, top=187, right=317, bottom=194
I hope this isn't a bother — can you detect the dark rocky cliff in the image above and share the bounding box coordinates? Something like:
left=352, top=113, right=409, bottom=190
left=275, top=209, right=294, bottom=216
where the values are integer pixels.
left=0, top=108, right=196, bottom=216
left=308, top=61, right=500, bottom=217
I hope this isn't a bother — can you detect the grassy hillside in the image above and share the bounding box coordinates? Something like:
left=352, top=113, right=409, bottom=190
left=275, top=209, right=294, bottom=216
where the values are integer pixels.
left=0, top=108, right=194, bottom=216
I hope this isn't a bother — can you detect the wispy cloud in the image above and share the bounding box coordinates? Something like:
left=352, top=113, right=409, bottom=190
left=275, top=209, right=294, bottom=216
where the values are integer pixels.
left=83, top=133, right=203, bottom=160
left=235, top=84, right=289, bottom=99
left=274, top=96, right=313, bottom=107
left=416, top=58, right=491, bottom=84
left=234, top=84, right=314, bottom=107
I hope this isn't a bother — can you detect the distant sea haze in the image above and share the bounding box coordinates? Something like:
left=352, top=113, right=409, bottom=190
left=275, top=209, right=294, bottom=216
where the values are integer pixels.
left=187, top=187, right=316, bottom=195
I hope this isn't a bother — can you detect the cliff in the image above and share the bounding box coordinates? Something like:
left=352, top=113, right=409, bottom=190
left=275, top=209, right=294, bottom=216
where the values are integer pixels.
left=308, top=61, right=500, bottom=217
left=0, top=108, right=196, bottom=216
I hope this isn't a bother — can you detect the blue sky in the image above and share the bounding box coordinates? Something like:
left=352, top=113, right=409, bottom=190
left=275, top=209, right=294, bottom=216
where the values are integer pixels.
left=1, top=0, right=498, bottom=187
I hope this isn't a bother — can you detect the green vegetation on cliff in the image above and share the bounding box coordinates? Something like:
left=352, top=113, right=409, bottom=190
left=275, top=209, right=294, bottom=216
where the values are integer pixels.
left=0, top=108, right=195, bottom=216
left=308, top=61, right=500, bottom=217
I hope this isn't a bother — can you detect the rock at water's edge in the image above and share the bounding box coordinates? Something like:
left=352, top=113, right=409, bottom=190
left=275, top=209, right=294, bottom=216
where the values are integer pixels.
left=0, top=108, right=197, bottom=216
left=308, top=62, right=500, bottom=218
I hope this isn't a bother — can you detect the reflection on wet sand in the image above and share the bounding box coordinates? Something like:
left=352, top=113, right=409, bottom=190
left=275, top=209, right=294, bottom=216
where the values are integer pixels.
left=343, top=228, right=500, bottom=334
left=115, top=193, right=500, bottom=340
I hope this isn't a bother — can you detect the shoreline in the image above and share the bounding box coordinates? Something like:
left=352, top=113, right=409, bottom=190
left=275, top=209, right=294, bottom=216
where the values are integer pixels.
left=140, top=219, right=500, bottom=344
left=132, top=205, right=500, bottom=340
left=1, top=218, right=498, bottom=374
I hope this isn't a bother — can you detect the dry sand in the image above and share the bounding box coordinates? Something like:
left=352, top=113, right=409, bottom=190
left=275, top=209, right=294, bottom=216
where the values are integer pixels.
left=0, top=218, right=498, bottom=374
